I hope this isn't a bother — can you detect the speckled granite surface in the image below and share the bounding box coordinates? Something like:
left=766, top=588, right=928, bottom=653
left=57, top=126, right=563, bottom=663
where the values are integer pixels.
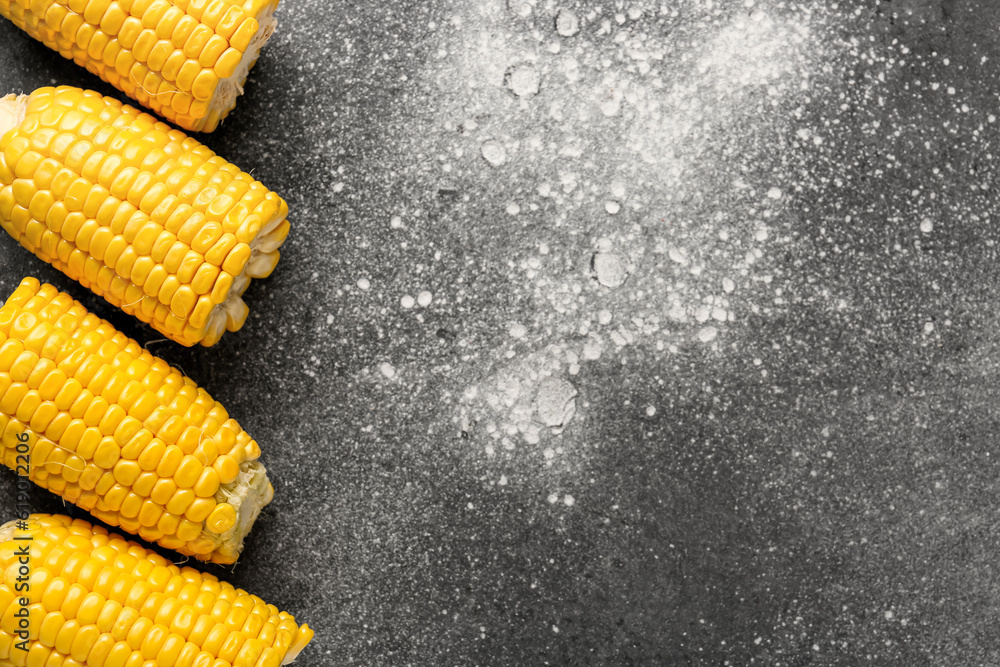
left=4, top=0, right=1000, bottom=664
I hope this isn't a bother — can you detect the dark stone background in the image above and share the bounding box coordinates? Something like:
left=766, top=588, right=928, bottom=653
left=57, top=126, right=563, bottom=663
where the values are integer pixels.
left=2, top=0, right=1000, bottom=664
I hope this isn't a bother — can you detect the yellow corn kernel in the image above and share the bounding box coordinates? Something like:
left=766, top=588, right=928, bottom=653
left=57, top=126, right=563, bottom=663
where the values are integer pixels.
left=228, top=17, right=257, bottom=53
left=212, top=48, right=242, bottom=79
left=204, top=505, right=235, bottom=534
left=197, top=34, right=227, bottom=68
left=189, top=69, right=219, bottom=102
left=0, top=279, right=274, bottom=564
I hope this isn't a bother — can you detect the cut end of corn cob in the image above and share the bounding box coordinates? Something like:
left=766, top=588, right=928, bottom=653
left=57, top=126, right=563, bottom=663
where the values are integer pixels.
left=0, top=87, right=290, bottom=347
left=0, top=514, right=315, bottom=666
left=0, top=94, right=26, bottom=141
left=0, top=278, right=276, bottom=563
left=204, top=5, right=278, bottom=130
left=0, top=0, right=281, bottom=132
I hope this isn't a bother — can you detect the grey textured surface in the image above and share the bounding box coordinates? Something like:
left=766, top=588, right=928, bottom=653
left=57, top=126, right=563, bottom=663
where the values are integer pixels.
left=4, top=0, right=1000, bottom=664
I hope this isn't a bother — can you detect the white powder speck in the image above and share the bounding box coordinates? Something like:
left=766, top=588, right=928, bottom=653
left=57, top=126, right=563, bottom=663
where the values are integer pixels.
left=593, top=252, right=628, bottom=288
left=556, top=9, right=580, bottom=37
left=924, top=322, right=934, bottom=334
left=417, top=291, right=433, bottom=307
left=605, top=200, right=621, bottom=215
left=499, top=475, right=508, bottom=486
left=401, top=295, right=416, bottom=309
left=646, top=406, right=656, bottom=417
left=668, top=247, right=689, bottom=265
left=481, top=140, right=507, bottom=167
left=767, top=187, right=782, bottom=199
left=506, top=202, right=521, bottom=215
left=379, top=363, right=395, bottom=378
left=563, top=495, right=575, bottom=506
left=326, top=314, right=334, bottom=325
left=698, top=326, right=718, bottom=343
left=390, top=215, right=403, bottom=229
left=598, top=310, right=613, bottom=325
left=507, top=0, right=532, bottom=17
left=547, top=493, right=559, bottom=503
left=600, top=89, right=623, bottom=117
left=509, top=322, right=527, bottom=338
left=920, top=218, right=933, bottom=234
left=357, top=278, right=370, bottom=290
left=536, top=377, right=577, bottom=430
left=507, top=64, right=540, bottom=97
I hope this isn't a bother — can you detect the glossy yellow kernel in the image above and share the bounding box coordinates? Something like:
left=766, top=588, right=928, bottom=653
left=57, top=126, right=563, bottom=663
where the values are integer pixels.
left=138, top=500, right=163, bottom=527
left=159, top=50, right=187, bottom=83
left=99, top=3, right=127, bottom=33
left=213, top=6, right=244, bottom=40
left=192, top=465, right=220, bottom=497
left=112, top=459, right=141, bottom=486
left=228, top=17, right=258, bottom=52
left=140, top=0, right=170, bottom=28
left=132, top=471, right=157, bottom=497
left=211, top=47, right=243, bottom=80
left=131, top=29, right=158, bottom=62
left=162, top=241, right=190, bottom=273
left=169, top=14, right=198, bottom=48
left=165, top=488, right=194, bottom=515
left=119, top=429, right=153, bottom=460
left=175, top=249, right=203, bottom=283
left=172, top=454, right=202, bottom=489
left=167, top=285, right=196, bottom=320
left=53, top=618, right=81, bottom=655
left=198, top=35, right=228, bottom=68
left=200, top=0, right=229, bottom=27
left=150, top=230, right=178, bottom=262
left=92, top=437, right=121, bottom=468
left=186, top=297, right=214, bottom=331
left=173, top=519, right=201, bottom=543
left=119, top=492, right=143, bottom=519
left=189, top=263, right=220, bottom=294
left=205, top=504, right=235, bottom=534
left=182, top=497, right=214, bottom=523
left=125, top=614, right=153, bottom=650
left=151, top=6, right=183, bottom=39
left=181, top=24, right=212, bottom=59
left=190, top=69, right=219, bottom=102
left=219, top=243, right=251, bottom=276
left=145, top=39, right=174, bottom=73
left=174, top=426, right=200, bottom=454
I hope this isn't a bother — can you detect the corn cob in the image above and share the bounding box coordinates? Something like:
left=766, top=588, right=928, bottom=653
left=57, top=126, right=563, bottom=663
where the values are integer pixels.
left=0, top=87, right=289, bottom=347
left=0, top=277, right=275, bottom=565
left=0, top=0, right=279, bottom=133
left=0, top=514, right=314, bottom=667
